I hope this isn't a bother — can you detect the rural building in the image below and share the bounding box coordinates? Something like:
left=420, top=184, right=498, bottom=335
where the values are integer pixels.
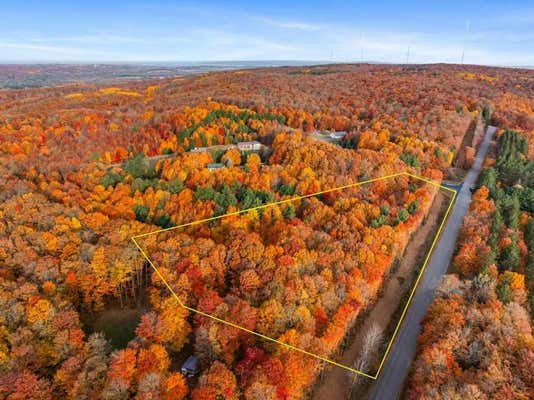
left=207, top=163, right=225, bottom=171
left=190, top=144, right=236, bottom=153
left=237, top=141, right=262, bottom=151
left=330, top=131, right=347, bottom=139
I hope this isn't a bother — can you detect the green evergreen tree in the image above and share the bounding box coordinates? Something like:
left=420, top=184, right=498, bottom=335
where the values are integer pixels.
left=282, top=204, right=296, bottom=220
left=488, top=208, right=503, bottom=249
left=100, top=171, right=123, bottom=188
left=477, top=167, right=497, bottom=196
left=399, top=153, right=420, bottom=167
left=499, top=234, right=520, bottom=272
left=195, top=186, right=217, bottom=201
left=501, top=194, right=520, bottom=229
left=153, top=214, right=174, bottom=229
left=398, top=209, right=409, bottom=222
left=496, top=278, right=513, bottom=304
left=124, top=153, right=154, bottom=179
left=168, top=179, right=184, bottom=194
left=408, top=200, right=419, bottom=215
left=278, top=184, right=296, bottom=196
left=133, top=204, right=150, bottom=223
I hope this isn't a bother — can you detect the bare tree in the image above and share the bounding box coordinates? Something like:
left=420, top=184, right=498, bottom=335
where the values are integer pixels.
left=348, top=323, right=383, bottom=397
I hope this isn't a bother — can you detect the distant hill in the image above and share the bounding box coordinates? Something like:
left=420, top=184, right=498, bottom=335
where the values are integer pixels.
left=0, top=61, right=327, bottom=89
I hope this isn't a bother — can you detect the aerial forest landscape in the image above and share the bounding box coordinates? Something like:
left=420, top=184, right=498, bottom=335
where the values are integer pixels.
left=0, top=2, right=533, bottom=400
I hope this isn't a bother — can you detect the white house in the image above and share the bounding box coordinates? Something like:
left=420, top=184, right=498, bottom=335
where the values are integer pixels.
left=237, top=141, right=262, bottom=151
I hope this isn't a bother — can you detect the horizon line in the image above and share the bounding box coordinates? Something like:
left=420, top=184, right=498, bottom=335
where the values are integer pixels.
left=0, top=60, right=532, bottom=69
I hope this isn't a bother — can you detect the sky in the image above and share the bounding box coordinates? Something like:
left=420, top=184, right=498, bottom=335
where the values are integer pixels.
left=1, top=1, right=534, bottom=66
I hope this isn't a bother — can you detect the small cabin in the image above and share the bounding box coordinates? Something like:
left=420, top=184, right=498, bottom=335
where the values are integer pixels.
left=181, top=355, right=199, bottom=378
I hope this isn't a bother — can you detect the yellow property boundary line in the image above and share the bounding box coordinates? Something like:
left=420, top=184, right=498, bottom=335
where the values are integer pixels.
left=131, top=171, right=457, bottom=380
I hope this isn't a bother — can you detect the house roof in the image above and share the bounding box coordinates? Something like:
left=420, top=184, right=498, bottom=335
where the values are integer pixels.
left=207, top=163, right=224, bottom=169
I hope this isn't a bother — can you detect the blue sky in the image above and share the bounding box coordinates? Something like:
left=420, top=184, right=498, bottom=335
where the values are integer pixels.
left=1, top=1, right=533, bottom=65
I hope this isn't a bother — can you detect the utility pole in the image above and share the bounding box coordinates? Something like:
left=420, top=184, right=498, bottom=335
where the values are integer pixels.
left=406, top=45, right=411, bottom=64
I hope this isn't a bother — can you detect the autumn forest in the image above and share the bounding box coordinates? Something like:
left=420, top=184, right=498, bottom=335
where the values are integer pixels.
left=0, top=63, right=533, bottom=399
